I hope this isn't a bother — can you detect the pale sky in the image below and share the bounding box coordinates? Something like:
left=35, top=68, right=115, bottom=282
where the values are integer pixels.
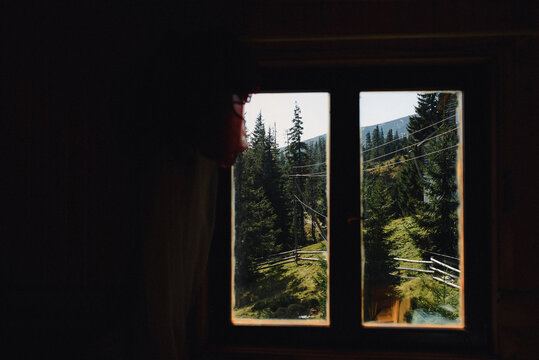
left=360, top=91, right=419, bottom=127
left=243, top=92, right=419, bottom=148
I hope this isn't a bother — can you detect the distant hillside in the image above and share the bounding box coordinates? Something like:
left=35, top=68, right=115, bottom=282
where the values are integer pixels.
left=300, top=115, right=412, bottom=146
left=279, top=134, right=326, bottom=152
left=360, top=115, right=411, bottom=142
left=304, top=134, right=326, bottom=147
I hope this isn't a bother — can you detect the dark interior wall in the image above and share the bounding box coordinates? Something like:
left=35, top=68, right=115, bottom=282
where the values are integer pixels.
left=3, top=2, right=231, bottom=358
left=3, top=1, right=538, bottom=359
left=4, top=4, right=144, bottom=358
left=494, top=36, right=539, bottom=359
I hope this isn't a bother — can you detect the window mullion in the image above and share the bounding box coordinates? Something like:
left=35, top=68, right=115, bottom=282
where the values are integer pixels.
left=328, top=88, right=363, bottom=339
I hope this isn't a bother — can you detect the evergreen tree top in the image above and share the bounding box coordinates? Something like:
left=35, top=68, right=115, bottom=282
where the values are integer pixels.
left=251, top=111, right=266, bottom=147
left=288, top=102, right=304, bottom=141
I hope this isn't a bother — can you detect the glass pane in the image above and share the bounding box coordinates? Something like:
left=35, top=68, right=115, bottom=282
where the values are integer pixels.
left=360, top=91, right=464, bottom=327
left=232, top=93, right=330, bottom=325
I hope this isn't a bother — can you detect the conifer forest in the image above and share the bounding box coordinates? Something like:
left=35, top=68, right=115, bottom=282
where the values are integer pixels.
left=233, top=93, right=462, bottom=325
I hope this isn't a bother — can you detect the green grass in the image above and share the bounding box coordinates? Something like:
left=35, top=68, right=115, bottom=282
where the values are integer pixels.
left=235, top=217, right=460, bottom=323
left=386, top=216, right=426, bottom=268
left=384, top=216, right=461, bottom=322
left=234, top=241, right=327, bottom=320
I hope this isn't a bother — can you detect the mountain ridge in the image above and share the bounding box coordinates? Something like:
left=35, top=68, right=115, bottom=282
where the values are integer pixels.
left=301, top=115, right=412, bottom=147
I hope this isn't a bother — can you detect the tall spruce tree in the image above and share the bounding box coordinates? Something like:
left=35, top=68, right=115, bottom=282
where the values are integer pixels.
left=408, top=94, right=443, bottom=146
left=234, top=112, right=282, bottom=284
left=396, top=93, right=444, bottom=213
left=235, top=185, right=280, bottom=284
left=286, top=102, right=309, bottom=248
left=403, top=93, right=460, bottom=257
left=265, top=123, right=291, bottom=249
left=419, top=93, right=460, bottom=256
left=363, top=176, right=396, bottom=320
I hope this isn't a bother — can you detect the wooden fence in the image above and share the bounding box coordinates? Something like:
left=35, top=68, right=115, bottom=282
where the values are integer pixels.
left=255, top=249, right=327, bottom=270
left=254, top=251, right=458, bottom=289
left=392, top=256, right=461, bottom=289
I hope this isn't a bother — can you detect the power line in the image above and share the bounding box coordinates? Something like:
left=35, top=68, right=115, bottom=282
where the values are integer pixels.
left=288, top=173, right=326, bottom=177
left=364, top=126, right=459, bottom=164
left=419, top=249, right=460, bottom=261
left=292, top=162, right=326, bottom=169
left=362, top=114, right=456, bottom=154
left=313, top=222, right=327, bottom=241
left=293, top=195, right=328, bottom=241
left=293, top=194, right=328, bottom=219
left=288, top=172, right=327, bottom=177
left=291, top=179, right=328, bottom=240
left=363, top=143, right=459, bottom=171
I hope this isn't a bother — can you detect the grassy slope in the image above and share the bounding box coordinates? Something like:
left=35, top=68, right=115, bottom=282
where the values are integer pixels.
left=234, top=217, right=459, bottom=322
left=234, top=241, right=327, bottom=320
left=386, top=216, right=426, bottom=266
left=385, top=216, right=460, bottom=321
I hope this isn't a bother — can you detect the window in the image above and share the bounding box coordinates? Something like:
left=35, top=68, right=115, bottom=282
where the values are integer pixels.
left=207, top=65, right=491, bottom=355
left=232, top=93, right=330, bottom=326
left=360, top=91, right=464, bottom=328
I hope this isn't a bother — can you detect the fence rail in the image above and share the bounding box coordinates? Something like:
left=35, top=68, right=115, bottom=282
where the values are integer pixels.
left=255, top=249, right=327, bottom=269
left=255, top=251, right=459, bottom=288
left=393, top=256, right=461, bottom=289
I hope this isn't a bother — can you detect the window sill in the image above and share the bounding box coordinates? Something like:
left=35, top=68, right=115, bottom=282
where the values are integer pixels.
left=202, top=345, right=496, bottom=360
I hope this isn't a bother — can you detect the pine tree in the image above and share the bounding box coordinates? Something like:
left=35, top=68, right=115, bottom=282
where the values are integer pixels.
left=398, top=93, right=445, bottom=212
left=404, top=93, right=460, bottom=257
left=235, top=186, right=280, bottom=284
left=395, top=161, right=423, bottom=216
left=234, top=112, right=284, bottom=284
left=371, top=125, right=383, bottom=160
left=249, top=112, right=267, bottom=186
left=408, top=93, right=443, bottom=146
left=385, top=129, right=394, bottom=154
left=419, top=93, right=460, bottom=256
left=286, top=102, right=310, bottom=248
left=265, top=124, right=291, bottom=249
left=287, top=102, right=309, bottom=166
left=363, top=176, right=396, bottom=320
left=363, top=132, right=372, bottom=161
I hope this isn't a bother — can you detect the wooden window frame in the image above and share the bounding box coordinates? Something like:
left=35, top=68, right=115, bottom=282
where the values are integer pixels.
left=204, top=63, right=493, bottom=359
